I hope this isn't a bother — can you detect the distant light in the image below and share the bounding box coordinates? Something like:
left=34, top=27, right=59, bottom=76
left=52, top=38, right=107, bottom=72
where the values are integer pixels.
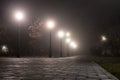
left=58, top=30, right=64, bottom=38
left=73, top=44, right=77, bottom=49
left=47, top=21, right=55, bottom=29
left=66, top=32, right=70, bottom=37
left=66, top=38, right=71, bottom=43
left=101, top=35, right=107, bottom=42
left=2, top=45, right=8, bottom=53
left=70, top=42, right=77, bottom=49
left=70, top=42, right=75, bottom=47
left=14, top=11, right=24, bottom=21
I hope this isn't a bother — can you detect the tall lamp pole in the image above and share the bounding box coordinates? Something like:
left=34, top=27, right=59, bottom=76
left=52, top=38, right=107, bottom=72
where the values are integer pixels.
left=58, top=30, right=64, bottom=57
left=70, top=41, right=77, bottom=56
left=60, top=39, right=63, bottom=57
left=47, top=21, right=55, bottom=58
left=14, top=11, right=25, bottom=58
left=101, top=35, right=107, bottom=55
left=66, top=38, right=71, bottom=56
left=49, top=31, right=52, bottom=57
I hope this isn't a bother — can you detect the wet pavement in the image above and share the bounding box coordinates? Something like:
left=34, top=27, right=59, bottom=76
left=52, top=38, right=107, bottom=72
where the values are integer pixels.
left=0, top=57, right=118, bottom=80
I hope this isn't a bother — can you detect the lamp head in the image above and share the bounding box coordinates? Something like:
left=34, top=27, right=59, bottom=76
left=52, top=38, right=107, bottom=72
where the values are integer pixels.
left=66, top=38, right=71, bottom=43
left=47, top=21, right=55, bottom=29
left=66, top=32, right=70, bottom=37
left=14, top=11, right=24, bottom=21
left=58, top=31, right=64, bottom=38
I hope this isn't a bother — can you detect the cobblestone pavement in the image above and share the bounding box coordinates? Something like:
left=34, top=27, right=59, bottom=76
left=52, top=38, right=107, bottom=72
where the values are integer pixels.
left=0, top=57, right=118, bottom=80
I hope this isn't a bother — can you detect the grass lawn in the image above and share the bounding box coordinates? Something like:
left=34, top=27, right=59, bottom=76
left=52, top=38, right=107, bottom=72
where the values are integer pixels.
left=92, top=57, right=120, bottom=79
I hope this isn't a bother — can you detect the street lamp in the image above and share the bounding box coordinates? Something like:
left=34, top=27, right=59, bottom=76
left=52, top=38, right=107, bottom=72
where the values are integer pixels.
left=47, top=21, right=55, bottom=29
left=70, top=41, right=77, bottom=49
left=58, top=30, right=64, bottom=57
left=65, top=38, right=71, bottom=56
left=14, top=10, right=25, bottom=58
left=72, top=44, right=77, bottom=49
left=101, top=35, right=107, bottom=56
left=66, top=32, right=70, bottom=37
left=47, top=21, right=55, bottom=57
left=15, top=11, right=24, bottom=21
left=101, top=35, right=107, bottom=42
left=69, top=41, right=77, bottom=56
left=1, top=45, right=8, bottom=53
left=66, top=38, right=71, bottom=43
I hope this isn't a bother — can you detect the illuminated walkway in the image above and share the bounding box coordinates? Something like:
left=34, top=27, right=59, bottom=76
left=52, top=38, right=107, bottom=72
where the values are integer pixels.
left=0, top=57, right=118, bottom=80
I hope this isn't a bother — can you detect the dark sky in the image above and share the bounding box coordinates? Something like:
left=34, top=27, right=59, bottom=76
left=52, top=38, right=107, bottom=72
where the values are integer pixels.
left=0, top=0, right=120, bottom=54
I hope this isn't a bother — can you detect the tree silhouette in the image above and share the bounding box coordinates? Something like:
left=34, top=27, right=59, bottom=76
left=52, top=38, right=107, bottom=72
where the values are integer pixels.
left=27, top=19, right=47, bottom=56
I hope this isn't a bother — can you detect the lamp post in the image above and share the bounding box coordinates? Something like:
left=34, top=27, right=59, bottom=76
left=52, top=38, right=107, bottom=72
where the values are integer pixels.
left=101, top=35, right=107, bottom=55
left=65, top=32, right=71, bottom=56
left=66, top=38, right=71, bottom=56
left=69, top=41, right=77, bottom=56
left=14, top=10, right=25, bottom=58
left=66, top=32, right=70, bottom=37
left=47, top=21, right=55, bottom=57
left=70, top=41, right=77, bottom=49
left=101, top=35, right=107, bottom=42
left=58, top=30, right=64, bottom=57
left=1, top=45, right=8, bottom=53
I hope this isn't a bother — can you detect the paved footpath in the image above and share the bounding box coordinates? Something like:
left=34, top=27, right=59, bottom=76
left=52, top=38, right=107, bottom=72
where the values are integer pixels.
left=0, top=57, right=118, bottom=80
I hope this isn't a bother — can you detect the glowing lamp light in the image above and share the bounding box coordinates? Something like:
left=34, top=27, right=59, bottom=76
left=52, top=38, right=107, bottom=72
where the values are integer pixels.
left=66, top=32, right=70, bottom=37
left=47, top=21, right=55, bottom=29
left=66, top=38, right=71, bottom=43
left=58, top=31, right=64, bottom=38
left=70, top=42, right=77, bottom=49
left=70, top=42, right=75, bottom=47
left=2, top=45, right=8, bottom=53
left=101, top=35, right=107, bottom=42
left=14, top=11, right=24, bottom=21
left=73, top=44, right=77, bottom=49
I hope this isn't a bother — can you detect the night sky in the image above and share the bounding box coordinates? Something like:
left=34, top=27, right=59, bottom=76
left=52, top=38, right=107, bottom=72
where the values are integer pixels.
left=0, top=0, right=120, bottom=56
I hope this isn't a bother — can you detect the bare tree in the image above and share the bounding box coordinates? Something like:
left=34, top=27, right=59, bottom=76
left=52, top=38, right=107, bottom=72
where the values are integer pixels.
left=28, top=19, right=47, bottom=56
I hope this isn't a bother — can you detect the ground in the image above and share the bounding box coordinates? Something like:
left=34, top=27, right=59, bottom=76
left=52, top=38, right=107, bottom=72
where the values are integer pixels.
left=93, top=57, right=120, bottom=79
left=0, top=56, right=118, bottom=80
